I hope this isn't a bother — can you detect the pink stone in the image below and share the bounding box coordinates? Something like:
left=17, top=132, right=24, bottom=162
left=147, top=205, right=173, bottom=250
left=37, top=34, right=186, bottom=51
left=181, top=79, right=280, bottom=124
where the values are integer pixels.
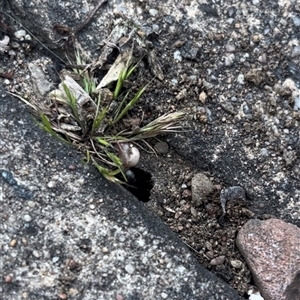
left=236, top=218, right=300, bottom=300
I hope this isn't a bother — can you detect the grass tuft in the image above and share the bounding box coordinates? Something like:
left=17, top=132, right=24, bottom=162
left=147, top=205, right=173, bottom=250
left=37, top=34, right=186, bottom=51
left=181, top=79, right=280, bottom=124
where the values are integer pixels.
left=16, top=48, right=185, bottom=183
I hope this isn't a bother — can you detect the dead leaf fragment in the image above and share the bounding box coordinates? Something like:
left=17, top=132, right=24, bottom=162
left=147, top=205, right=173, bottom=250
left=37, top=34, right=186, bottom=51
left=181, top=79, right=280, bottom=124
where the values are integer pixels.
left=95, top=48, right=133, bottom=90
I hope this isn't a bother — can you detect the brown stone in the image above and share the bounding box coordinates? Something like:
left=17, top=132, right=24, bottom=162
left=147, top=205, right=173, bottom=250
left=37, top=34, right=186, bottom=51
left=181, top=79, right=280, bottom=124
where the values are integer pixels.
left=191, top=173, right=214, bottom=207
left=236, top=218, right=300, bottom=300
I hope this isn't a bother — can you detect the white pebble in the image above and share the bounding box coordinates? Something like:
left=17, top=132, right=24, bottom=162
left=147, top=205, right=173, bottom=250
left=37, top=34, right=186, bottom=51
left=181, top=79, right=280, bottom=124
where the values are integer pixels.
left=125, top=264, right=135, bottom=274
left=177, top=265, right=186, bottom=273
left=14, top=30, right=26, bottom=39
left=260, top=148, right=268, bottom=156
left=102, top=247, right=108, bottom=253
left=32, top=250, right=40, bottom=258
left=230, top=259, right=243, bottom=269
left=237, top=74, right=245, bottom=84
left=225, top=53, right=235, bottom=66
left=47, top=181, right=56, bottom=188
left=52, top=256, right=60, bottom=263
left=225, top=44, right=235, bottom=52
left=23, top=214, right=32, bottom=222
left=25, top=34, right=32, bottom=41
left=27, top=201, right=35, bottom=208
left=149, top=9, right=158, bottom=16
left=174, top=50, right=182, bottom=62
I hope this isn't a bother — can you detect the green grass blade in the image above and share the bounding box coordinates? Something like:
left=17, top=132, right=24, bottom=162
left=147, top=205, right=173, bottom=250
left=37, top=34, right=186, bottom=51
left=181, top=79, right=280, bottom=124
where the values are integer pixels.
left=84, top=150, right=91, bottom=163
left=113, top=62, right=137, bottom=99
left=91, top=157, right=123, bottom=184
left=62, top=83, right=80, bottom=121
left=38, top=114, right=70, bottom=144
left=103, top=150, right=126, bottom=182
left=113, top=84, right=147, bottom=125
left=124, top=64, right=136, bottom=80
left=105, top=151, right=123, bottom=168
left=112, top=91, right=129, bottom=122
left=94, top=137, right=111, bottom=146
left=92, top=106, right=108, bottom=133
left=113, top=68, right=126, bottom=99
left=83, top=75, right=96, bottom=94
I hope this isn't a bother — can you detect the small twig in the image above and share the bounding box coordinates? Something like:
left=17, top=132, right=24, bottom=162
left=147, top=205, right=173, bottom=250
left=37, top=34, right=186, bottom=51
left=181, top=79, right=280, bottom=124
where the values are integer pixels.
left=181, top=239, right=201, bottom=255
left=8, top=92, right=38, bottom=111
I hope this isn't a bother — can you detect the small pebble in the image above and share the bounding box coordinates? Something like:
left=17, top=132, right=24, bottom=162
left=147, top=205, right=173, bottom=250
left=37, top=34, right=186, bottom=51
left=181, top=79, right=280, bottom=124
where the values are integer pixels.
left=125, top=264, right=135, bottom=274
left=210, top=255, right=225, bottom=265
left=149, top=9, right=158, bottom=17
left=205, top=241, right=213, bottom=251
left=24, top=34, right=32, bottom=41
left=10, top=239, right=17, bottom=247
left=14, top=30, right=26, bottom=39
left=202, top=79, right=214, bottom=89
left=251, top=34, right=261, bottom=43
left=225, top=44, right=235, bottom=52
left=230, top=259, right=243, bottom=269
left=292, top=16, right=300, bottom=27
left=237, top=74, right=245, bottom=84
left=174, top=50, right=182, bottom=61
left=206, top=251, right=214, bottom=259
left=52, top=256, right=60, bottom=263
left=119, top=236, right=126, bottom=242
left=27, top=201, right=35, bottom=208
left=102, top=247, right=109, bottom=253
left=47, top=181, right=56, bottom=188
left=190, top=207, right=197, bottom=217
left=5, top=275, right=13, bottom=283
left=23, top=214, right=32, bottom=222
left=32, top=250, right=40, bottom=258
left=161, top=292, right=168, bottom=299
left=154, top=142, right=169, bottom=154
left=199, top=91, right=207, bottom=103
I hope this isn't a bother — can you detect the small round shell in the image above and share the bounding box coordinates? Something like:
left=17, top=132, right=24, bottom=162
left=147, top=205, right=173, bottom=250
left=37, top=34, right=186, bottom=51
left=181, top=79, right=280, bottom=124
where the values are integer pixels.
left=118, top=143, right=140, bottom=168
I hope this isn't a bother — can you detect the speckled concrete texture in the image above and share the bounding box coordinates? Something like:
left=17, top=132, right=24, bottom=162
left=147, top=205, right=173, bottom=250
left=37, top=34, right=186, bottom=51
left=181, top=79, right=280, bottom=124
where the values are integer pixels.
left=0, top=87, right=241, bottom=299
